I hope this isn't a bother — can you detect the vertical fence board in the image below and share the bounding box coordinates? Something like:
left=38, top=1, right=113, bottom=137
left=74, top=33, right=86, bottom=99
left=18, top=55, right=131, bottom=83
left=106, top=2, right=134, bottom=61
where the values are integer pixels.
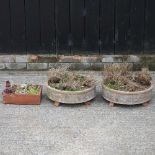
left=55, top=0, right=70, bottom=54
left=70, top=0, right=84, bottom=54
left=100, top=0, right=114, bottom=54
left=10, top=0, right=26, bottom=53
left=115, top=0, right=131, bottom=54
left=25, top=0, right=41, bottom=53
left=127, top=0, right=144, bottom=53
left=40, top=0, right=55, bottom=53
left=115, top=0, right=145, bottom=54
left=85, top=0, right=99, bottom=54
left=0, top=0, right=154, bottom=55
left=144, top=0, right=155, bottom=53
left=0, top=0, right=10, bottom=53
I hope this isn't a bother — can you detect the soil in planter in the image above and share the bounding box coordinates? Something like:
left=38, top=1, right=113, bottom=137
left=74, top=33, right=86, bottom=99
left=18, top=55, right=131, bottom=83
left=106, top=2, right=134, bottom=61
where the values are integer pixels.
left=103, top=64, right=152, bottom=92
left=48, top=67, right=95, bottom=91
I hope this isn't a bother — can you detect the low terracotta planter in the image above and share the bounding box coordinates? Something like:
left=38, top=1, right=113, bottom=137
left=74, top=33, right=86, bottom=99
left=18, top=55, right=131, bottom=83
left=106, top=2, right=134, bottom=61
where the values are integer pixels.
left=2, top=86, right=42, bottom=105
left=46, top=85, right=96, bottom=106
left=102, top=83, right=153, bottom=106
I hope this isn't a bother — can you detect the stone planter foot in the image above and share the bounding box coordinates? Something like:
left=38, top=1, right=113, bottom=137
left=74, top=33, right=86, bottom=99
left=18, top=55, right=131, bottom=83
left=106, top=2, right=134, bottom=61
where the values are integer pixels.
left=85, top=101, right=91, bottom=106
left=109, top=102, right=115, bottom=107
left=53, top=101, right=60, bottom=107
left=143, top=101, right=150, bottom=107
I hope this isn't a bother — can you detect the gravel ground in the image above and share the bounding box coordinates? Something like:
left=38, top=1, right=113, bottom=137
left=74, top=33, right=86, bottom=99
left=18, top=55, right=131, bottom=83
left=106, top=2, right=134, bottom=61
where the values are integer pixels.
left=0, top=71, right=155, bottom=155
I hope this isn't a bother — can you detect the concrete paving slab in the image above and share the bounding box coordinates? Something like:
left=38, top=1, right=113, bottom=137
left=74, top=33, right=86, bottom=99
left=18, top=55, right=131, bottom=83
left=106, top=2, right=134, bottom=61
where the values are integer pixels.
left=0, top=71, right=155, bottom=155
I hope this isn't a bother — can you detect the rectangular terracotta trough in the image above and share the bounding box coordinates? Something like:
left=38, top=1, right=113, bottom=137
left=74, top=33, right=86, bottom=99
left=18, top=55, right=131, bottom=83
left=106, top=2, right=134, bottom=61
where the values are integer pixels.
left=2, top=86, right=42, bottom=105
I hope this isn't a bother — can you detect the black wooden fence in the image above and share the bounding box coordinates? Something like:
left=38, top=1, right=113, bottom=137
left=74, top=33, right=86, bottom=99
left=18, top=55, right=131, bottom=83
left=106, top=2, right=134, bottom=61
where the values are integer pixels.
left=0, top=0, right=155, bottom=55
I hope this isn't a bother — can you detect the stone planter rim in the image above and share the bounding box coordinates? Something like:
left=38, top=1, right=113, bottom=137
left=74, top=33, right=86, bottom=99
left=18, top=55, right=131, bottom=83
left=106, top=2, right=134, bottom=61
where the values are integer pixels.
left=102, top=82, right=153, bottom=95
left=47, top=84, right=96, bottom=95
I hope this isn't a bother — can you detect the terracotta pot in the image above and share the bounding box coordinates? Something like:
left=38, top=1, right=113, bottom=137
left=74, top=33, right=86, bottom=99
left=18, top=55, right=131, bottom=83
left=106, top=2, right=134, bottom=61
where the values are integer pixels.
left=2, top=86, right=42, bottom=105
left=46, top=84, right=96, bottom=105
left=102, top=83, right=153, bottom=106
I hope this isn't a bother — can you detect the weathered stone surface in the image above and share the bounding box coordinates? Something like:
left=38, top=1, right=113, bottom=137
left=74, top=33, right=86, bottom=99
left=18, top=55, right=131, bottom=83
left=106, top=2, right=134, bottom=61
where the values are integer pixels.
left=49, top=63, right=91, bottom=70
left=27, top=63, right=48, bottom=70
left=140, top=55, right=155, bottom=70
left=28, top=55, right=101, bottom=63
left=59, top=55, right=81, bottom=63
left=141, top=55, right=155, bottom=64
left=102, top=84, right=153, bottom=105
left=49, top=62, right=104, bottom=71
left=0, top=63, right=5, bottom=70
left=15, top=55, right=28, bottom=63
left=49, top=63, right=71, bottom=69
left=102, top=56, right=115, bottom=63
left=47, top=85, right=96, bottom=104
left=28, top=55, right=59, bottom=63
left=5, top=63, right=26, bottom=70
left=133, top=63, right=144, bottom=71
left=0, top=55, right=16, bottom=63
left=0, top=54, right=155, bottom=70
left=102, top=55, right=140, bottom=63
left=69, top=63, right=92, bottom=70
left=147, top=63, right=155, bottom=71
left=104, top=63, right=133, bottom=70
left=28, top=55, right=39, bottom=62
left=90, top=63, right=104, bottom=71
left=102, top=55, right=131, bottom=63
left=127, top=55, right=140, bottom=63
left=81, top=56, right=101, bottom=63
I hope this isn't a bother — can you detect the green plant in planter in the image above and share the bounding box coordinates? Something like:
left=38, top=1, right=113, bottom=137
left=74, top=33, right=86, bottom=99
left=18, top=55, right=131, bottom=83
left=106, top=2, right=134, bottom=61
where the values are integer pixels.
left=14, top=84, right=40, bottom=95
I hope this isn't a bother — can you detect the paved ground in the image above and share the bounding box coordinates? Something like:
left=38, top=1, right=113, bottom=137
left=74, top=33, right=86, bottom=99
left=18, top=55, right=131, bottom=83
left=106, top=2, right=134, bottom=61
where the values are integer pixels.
left=0, top=71, right=155, bottom=155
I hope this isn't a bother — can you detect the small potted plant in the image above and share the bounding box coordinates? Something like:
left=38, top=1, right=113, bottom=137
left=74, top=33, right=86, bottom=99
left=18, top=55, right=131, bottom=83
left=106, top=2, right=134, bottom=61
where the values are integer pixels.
left=102, top=64, right=153, bottom=106
left=2, top=81, right=42, bottom=105
left=46, top=67, right=96, bottom=106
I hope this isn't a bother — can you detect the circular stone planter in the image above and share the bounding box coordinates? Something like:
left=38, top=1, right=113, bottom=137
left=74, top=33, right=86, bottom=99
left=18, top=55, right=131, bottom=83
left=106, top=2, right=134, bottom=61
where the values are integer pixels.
left=47, top=85, right=96, bottom=106
left=102, top=83, right=153, bottom=106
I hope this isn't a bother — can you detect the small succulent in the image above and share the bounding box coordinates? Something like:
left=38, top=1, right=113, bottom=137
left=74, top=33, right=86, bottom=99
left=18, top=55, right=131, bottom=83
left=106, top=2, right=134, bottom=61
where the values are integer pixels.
left=3, top=81, right=40, bottom=95
left=3, top=81, right=12, bottom=94
left=15, top=84, right=40, bottom=95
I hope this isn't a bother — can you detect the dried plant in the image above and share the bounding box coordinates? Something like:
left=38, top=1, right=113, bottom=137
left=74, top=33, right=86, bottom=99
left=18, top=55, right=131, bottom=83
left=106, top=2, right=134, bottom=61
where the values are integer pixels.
left=48, top=66, right=95, bottom=91
left=103, top=64, right=151, bottom=92
left=135, top=68, right=152, bottom=86
left=104, top=63, right=131, bottom=79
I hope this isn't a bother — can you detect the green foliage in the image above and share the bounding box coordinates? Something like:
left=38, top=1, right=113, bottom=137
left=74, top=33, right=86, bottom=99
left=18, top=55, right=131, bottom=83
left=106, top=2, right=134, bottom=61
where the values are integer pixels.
left=104, top=79, right=126, bottom=90
left=15, top=85, right=40, bottom=95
